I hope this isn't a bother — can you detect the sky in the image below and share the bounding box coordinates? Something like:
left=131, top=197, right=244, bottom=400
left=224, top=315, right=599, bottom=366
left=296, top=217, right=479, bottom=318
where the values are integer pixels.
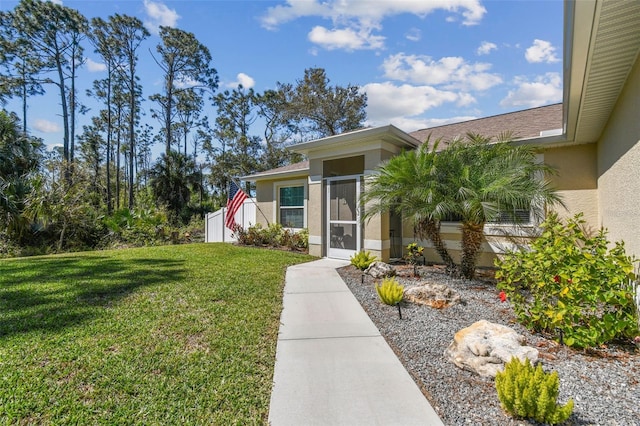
left=1, top=0, right=564, bottom=154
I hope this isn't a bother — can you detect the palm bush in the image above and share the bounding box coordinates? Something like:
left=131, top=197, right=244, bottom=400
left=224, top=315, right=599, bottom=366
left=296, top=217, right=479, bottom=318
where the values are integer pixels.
left=363, top=133, right=563, bottom=279
left=362, top=139, right=458, bottom=274
left=441, top=133, right=563, bottom=278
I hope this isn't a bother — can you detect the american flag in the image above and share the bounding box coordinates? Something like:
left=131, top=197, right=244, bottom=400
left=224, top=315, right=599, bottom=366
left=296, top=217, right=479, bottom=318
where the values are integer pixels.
left=225, top=180, right=248, bottom=230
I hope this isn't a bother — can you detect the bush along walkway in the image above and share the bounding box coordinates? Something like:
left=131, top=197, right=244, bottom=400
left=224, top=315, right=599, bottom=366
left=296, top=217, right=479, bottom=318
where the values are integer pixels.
left=338, top=262, right=640, bottom=425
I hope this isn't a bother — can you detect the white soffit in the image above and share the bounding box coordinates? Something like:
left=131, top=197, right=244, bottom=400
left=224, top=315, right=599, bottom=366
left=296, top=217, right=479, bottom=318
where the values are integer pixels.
left=569, top=0, right=640, bottom=143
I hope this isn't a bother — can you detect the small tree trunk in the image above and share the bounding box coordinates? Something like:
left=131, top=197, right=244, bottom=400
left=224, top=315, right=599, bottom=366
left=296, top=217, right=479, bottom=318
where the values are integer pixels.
left=460, top=221, right=485, bottom=279
left=419, top=219, right=459, bottom=276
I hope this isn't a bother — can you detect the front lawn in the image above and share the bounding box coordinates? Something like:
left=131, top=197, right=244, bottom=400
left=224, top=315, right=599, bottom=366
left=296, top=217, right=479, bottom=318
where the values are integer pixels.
left=0, top=243, right=314, bottom=424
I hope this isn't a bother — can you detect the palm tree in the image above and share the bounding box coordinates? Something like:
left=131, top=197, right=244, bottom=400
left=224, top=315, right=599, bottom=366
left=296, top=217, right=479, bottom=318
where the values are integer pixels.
left=0, top=111, right=41, bottom=240
left=362, top=139, right=458, bottom=274
left=442, top=133, right=563, bottom=279
left=149, top=151, right=201, bottom=224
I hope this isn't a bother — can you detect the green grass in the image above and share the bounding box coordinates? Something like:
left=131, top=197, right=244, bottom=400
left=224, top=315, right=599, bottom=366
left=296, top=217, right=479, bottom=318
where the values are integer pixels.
left=0, top=243, right=314, bottom=425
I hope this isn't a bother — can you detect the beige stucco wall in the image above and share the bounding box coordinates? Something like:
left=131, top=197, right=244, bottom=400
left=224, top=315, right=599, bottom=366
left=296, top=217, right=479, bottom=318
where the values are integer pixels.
left=307, top=177, right=323, bottom=257
left=596, top=56, right=640, bottom=259
left=255, top=180, right=275, bottom=227
left=543, top=144, right=599, bottom=228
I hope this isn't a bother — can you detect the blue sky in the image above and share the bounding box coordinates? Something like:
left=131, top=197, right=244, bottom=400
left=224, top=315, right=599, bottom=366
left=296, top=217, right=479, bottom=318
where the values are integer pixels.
left=1, top=0, right=564, bottom=152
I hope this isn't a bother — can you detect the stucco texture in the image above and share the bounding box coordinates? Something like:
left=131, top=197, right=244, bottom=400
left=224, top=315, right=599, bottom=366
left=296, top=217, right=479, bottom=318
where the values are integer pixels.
left=597, top=56, right=640, bottom=258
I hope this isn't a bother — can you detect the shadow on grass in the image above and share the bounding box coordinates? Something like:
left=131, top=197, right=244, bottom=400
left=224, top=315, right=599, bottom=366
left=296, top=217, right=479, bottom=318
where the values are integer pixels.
left=0, top=255, right=186, bottom=337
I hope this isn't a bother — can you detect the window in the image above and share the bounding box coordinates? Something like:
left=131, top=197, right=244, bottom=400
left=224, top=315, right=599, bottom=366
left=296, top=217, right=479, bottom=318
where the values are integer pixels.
left=441, top=207, right=531, bottom=225
left=487, top=208, right=531, bottom=225
left=279, top=186, right=305, bottom=228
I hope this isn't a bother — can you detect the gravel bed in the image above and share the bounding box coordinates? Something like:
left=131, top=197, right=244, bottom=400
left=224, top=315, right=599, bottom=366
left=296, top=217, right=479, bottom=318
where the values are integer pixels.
left=337, top=264, right=640, bottom=426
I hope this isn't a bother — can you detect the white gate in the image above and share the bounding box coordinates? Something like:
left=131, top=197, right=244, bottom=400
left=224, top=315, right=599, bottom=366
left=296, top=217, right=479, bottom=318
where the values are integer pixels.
left=205, top=199, right=257, bottom=243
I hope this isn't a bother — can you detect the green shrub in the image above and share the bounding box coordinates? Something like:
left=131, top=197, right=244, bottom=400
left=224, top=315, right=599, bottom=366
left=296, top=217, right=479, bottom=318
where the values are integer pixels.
left=496, top=213, right=639, bottom=348
left=496, top=357, right=573, bottom=424
left=102, top=207, right=168, bottom=246
left=375, top=277, right=404, bottom=306
left=234, top=224, right=308, bottom=251
left=350, top=250, right=377, bottom=271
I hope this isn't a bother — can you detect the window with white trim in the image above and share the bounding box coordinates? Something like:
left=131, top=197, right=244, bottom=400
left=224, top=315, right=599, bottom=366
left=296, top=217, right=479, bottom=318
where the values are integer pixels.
left=278, top=185, right=305, bottom=228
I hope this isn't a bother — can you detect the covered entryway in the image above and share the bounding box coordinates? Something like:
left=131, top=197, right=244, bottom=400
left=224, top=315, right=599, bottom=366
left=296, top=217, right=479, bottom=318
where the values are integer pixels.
left=326, top=176, right=361, bottom=259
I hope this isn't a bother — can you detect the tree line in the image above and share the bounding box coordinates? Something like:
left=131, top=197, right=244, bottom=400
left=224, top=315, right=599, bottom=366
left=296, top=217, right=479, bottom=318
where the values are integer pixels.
left=0, top=0, right=367, bottom=255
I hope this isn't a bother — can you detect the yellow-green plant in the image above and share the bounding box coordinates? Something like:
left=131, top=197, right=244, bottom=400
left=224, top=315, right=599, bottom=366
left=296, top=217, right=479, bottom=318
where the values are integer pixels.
left=350, top=250, right=377, bottom=271
left=375, top=277, right=404, bottom=318
left=375, top=277, right=404, bottom=305
left=495, top=357, right=573, bottom=425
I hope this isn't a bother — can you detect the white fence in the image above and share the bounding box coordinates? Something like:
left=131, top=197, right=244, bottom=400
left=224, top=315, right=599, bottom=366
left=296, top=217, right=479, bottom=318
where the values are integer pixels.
left=205, top=198, right=257, bottom=243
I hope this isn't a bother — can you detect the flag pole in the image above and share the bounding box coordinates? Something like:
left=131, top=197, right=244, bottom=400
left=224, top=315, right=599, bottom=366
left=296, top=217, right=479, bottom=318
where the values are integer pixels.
left=231, top=177, right=271, bottom=226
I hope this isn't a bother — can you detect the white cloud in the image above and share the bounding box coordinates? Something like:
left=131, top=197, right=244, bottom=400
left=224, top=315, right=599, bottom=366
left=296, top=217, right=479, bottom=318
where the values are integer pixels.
left=46, top=0, right=63, bottom=5
left=500, top=72, right=563, bottom=108
left=525, top=39, right=560, bottom=63
left=261, top=1, right=486, bottom=51
left=174, top=76, right=200, bottom=89
left=47, top=143, right=63, bottom=152
left=477, top=41, right=497, bottom=55
left=382, top=53, right=502, bottom=91
left=86, top=58, right=106, bottom=72
left=33, top=119, right=61, bottom=133
left=405, top=28, right=421, bottom=42
left=143, top=0, right=180, bottom=35
left=308, top=25, right=384, bottom=50
left=363, top=82, right=462, bottom=124
left=227, top=73, right=256, bottom=89
left=262, top=0, right=486, bottom=29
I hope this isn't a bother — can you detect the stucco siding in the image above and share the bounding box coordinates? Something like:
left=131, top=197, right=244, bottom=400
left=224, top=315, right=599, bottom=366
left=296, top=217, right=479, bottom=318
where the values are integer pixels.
left=307, top=178, right=323, bottom=256
left=255, top=181, right=274, bottom=227
left=543, top=144, right=599, bottom=227
left=597, top=56, right=640, bottom=258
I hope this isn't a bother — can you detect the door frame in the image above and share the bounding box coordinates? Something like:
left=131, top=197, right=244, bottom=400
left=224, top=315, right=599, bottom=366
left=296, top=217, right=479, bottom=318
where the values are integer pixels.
left=325, top=175, right=362, bottom=260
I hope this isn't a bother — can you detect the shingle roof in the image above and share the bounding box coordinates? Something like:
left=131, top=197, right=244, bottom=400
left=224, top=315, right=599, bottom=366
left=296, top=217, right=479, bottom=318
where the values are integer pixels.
left=409, top=103, right=563, bottom=148
left=241, top=160, right=309, bottom=180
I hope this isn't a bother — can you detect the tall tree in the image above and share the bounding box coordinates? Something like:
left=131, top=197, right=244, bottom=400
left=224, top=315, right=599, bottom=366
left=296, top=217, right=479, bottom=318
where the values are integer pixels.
left=109, top=14, right=148, bottom=209
left=88, top=17, right=116, bottom=213
left=77, top=121, right=105, bottom=207
left=255, top=89, right=301, bottom=170
left=150, top=26, right=217, bottom=156
left=211, top=85, right=262, bottom=195
left=175, top=88, right=205, bottom=157
left=277, top=67, right=367, bottom=140
left=0, top=10, right=45, bottom=132
left=11, top=0, right=88, bottom=175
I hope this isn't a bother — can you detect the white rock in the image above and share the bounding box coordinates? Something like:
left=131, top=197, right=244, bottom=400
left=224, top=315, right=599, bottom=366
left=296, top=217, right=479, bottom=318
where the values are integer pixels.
left=364, top=261, right=396, bottom=278
left=444, top=320, right=539, bottom=378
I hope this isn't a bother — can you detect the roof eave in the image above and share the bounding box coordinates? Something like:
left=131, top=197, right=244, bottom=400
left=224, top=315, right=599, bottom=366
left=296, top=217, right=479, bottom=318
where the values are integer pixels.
left=291, top=125, right=420, bottom=156
left=241, top=167, right=310, bottom=182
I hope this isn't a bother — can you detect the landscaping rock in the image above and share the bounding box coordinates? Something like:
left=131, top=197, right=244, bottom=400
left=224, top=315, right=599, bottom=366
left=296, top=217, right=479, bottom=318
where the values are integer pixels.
left=365, top=261, right=396, bottom=278
left=404, top=283, right=461, bottom=309
left=444, top=320, right=539, bottom=378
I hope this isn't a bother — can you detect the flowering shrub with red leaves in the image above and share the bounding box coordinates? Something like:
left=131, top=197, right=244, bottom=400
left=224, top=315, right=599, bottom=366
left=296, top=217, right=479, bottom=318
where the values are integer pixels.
left=495, top=213, right=639, bottom=348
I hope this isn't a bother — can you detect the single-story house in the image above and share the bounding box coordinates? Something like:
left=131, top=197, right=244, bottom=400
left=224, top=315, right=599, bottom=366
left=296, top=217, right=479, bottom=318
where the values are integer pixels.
left=242, top=0, right=640, bottom=265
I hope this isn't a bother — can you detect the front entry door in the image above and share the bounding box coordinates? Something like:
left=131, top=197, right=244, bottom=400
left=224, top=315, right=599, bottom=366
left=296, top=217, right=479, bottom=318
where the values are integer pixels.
left=326, top=177, right=361, bottom=259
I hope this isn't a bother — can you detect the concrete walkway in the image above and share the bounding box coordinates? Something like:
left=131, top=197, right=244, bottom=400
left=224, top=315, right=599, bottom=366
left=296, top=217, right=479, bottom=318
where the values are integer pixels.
left=268, top=258, right=444, bottom=426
